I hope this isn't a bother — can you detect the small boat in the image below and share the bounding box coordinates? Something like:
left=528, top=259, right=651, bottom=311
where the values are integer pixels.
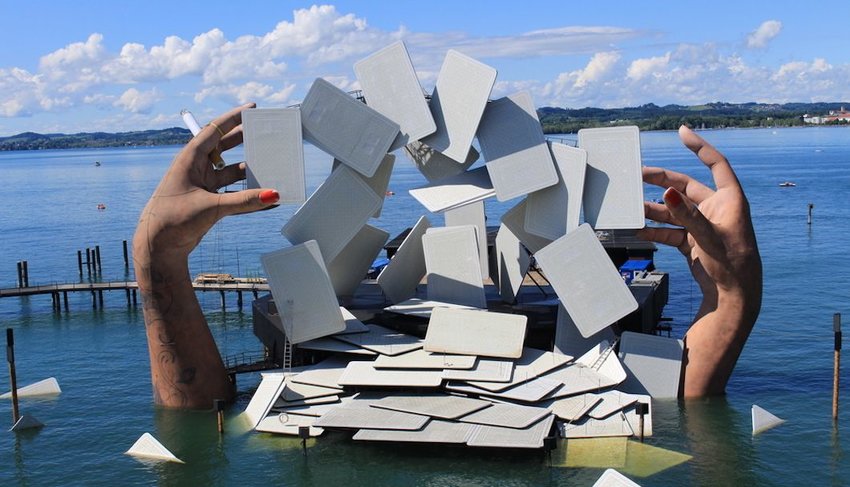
left=94, top=161, right=101, bottom=166
left=96, top=203, right=107, bottom=210
left=779, top=182, right=796, bottom=187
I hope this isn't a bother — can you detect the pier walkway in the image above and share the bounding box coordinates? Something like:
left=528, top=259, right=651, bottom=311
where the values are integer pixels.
left=0, top=280, right=270, bottom=310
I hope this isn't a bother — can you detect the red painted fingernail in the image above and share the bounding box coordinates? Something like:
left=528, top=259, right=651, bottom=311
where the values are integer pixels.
left=259, top=189, right=279, bottom=204
left=664, top=187, right=682, bottom=208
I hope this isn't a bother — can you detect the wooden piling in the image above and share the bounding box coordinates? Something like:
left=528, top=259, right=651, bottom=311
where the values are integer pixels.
left=22, top=261, right=28, bottom=288
left=834, top=313, right=841, bottom=422
left=95, top=246, right=102, bottom=272
left=237, top=291, right=243, bottom=310
left=63, top=291, right=69, bottom=311
left=16, top=261, right=23, bottom=288
left=91, top=290, right=97, bottom=309
left=808, top=203, right=814, bottom=225
left=85, top=248, right=92, bottom=277
left=7, top=328, right=20, bottom=425
left=125, top=289, right=131, bottom=306
left=219, top=290, right=226, bottom=310
left=132, top=289, right=137, bottom=306
left=215, top=399, right=225, bottom=434
left=98, top=290, right=104, bottom=308
left=123, top=240, right=129, bottom=268
left=77, top=250, right=84, bottom=276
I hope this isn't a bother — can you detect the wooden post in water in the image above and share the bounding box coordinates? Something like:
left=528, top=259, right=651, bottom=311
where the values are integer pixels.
left=214, top=399, right=224, bottom=434
left=85, top=248, right=92, bottom=278
left=95, top=246, right=102, bottom=273
left=219, top=290, right=226, bottom=310
left=16, top=261, right=23, bottom=288
left=237, top=291, right=243, bottom=310
left=77, top=250, right=84, bottom=277
left=808, top=203, right=814, bottom=225
left=122, top=240, right=129, bottom=269
left=63, top=291, right=69, bottom=311
left=834, top=313, right=841, bottom=422
left=22, top=261, right=28, bottom=288
left=7, top=329, right=20, bottom=425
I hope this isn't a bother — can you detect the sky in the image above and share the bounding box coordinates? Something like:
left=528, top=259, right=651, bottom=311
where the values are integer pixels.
left=1, top=0, right=849, bottom=136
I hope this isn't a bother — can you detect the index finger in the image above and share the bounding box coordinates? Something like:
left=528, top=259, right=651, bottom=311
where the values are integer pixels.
left=194, top=103, right=256, bottom=154
left=678, top=125, right=741, bottom=192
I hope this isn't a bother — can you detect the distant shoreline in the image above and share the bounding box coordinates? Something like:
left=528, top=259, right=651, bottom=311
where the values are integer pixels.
left=2, top=101, right=848, bottom=151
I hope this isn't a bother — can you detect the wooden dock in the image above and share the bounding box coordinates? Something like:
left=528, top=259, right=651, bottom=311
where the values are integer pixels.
left=0, top=280, right=270, bottom=311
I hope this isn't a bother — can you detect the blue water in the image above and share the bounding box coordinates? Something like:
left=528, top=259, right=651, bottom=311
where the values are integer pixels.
left=1, top=127, right=849, bottom=485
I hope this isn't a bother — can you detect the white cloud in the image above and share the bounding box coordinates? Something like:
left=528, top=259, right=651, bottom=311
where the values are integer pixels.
left=114, top=87, right=161, bottom=113
left=195, top=81, right=276, bottom=105
left=747, top=20, right=782, bottom=49
left=627, top=53, right=671, bottom=81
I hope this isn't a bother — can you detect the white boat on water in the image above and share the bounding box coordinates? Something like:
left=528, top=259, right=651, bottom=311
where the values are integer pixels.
left=779, top=181, right=796, bottom=187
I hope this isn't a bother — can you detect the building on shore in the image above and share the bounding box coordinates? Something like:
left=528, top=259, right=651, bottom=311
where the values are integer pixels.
left=803, top=107, right=850, bottom=124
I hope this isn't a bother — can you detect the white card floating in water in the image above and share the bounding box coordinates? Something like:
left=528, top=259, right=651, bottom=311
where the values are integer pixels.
left=300, top=77, right=399, bottom=178
left=425, top=307, right=526, bottom=359
left=592, top=469, right=641, bottom=487
left=9, top=414, right=44, bottom=432
left=524, top=142, right=587, bottom=240
left=444, top=200, right=489, bottom=279
left=1, top=377, right=61, bottom=398
left=354, top=419, right=475, bottom=444
left=618, top=331, right=683, bottom=399
left=372, top=393, right=491, bottom=420
left=421, top=50, right=496, bottom=163
left=478, top=91, right=558, bottom=202
left=125, top=432, right=185, bottom=464
left=404, top=141, right=479, bottom=183
left=409, top=166, right=496, bottom=214
left=282, top=164, right=382, bottom=264
left=752, top=404, right=785, bottom=435
left=534, top=224, right=638, bottom=338
left=243, top=372, right=287, bottom=428
left=578, top=126, right=644, bottom=230
left=354, top=41, right=435, bottom=150
left=241, top=108, right=305, bottom=204
left=327, top=225, right=389, bottom=298
left=423, top=225, right=486, bottom=308
left=377, top=216, right=431, bottom=304
left=260, top=241, right=345, bottom=344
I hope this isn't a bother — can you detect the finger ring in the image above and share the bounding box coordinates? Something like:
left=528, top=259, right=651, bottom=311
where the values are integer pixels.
left=208, top=121, right=226, bottom=138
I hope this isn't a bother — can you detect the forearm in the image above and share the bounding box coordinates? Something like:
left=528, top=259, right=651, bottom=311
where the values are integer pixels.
left=133, top=235, right=234, bottom=408
left=683, top=283, right=762, bottom=396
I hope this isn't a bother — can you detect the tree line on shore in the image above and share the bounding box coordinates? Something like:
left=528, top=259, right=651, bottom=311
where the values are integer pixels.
left=1, top=102, right=848, bottom=151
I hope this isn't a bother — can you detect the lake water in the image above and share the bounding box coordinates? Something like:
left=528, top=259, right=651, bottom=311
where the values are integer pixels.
left=1, top=127, right=848, bottom=485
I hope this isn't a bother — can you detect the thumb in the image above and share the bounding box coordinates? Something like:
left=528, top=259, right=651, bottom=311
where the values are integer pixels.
left=663, top=187, right=713, bottom=244
left=217, top=188, right=280, bottom=217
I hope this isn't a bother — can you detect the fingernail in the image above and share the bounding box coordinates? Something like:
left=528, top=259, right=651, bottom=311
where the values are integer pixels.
left=664, top=187, right=682, bottom=208
left=259, top=189, right=279, bottom=204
